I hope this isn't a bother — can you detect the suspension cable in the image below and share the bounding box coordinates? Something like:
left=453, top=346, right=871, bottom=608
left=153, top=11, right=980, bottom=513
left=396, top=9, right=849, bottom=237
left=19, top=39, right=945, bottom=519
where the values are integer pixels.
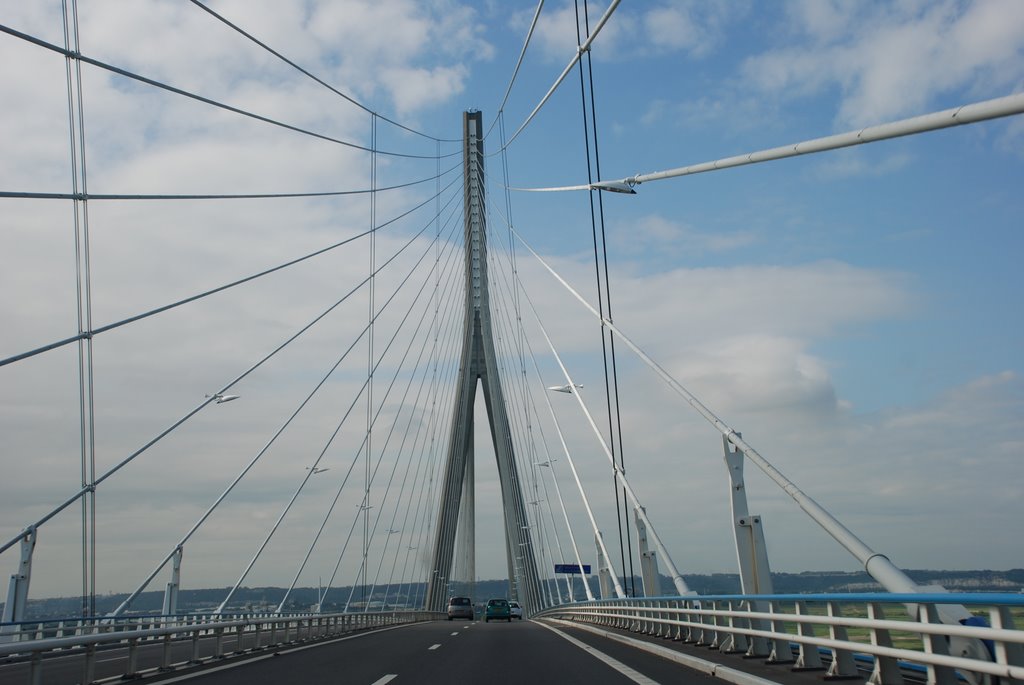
left=62, top=0, right=97, bottom=619
left=577, top=0, right=635, bottom=597
left=275, top=200, right=464, bottom=610
left=0, top=23, right=460, bottom=160
left=366, top=270, right=466, bottom=603
left=498, top=0, right=622, bottom=152
left=0, top=159, right=461, bottom=201
left=189, top=0, right=459, bottom=143
left=0, top=171, right=461, bottom=369
left=0, top=179, right=461, bottom=560
left=482, top=0, right=545, bottom=142
left=124, top=183, right=464, bottom=617
left=322, top=225, right=464, bottom=609
left=486, top=222, right=595, bottom=601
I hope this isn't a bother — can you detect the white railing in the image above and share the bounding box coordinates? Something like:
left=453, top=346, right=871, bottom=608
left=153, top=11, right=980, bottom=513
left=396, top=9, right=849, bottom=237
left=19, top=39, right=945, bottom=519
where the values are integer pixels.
left=0, top=610, right=443, bottom=684
left=536, top=592, right=1024, bottom=685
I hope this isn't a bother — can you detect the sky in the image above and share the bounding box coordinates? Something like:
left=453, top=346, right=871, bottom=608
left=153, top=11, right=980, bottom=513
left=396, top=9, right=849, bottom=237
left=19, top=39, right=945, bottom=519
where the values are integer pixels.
left=0, top=1, right=1022, bottom=606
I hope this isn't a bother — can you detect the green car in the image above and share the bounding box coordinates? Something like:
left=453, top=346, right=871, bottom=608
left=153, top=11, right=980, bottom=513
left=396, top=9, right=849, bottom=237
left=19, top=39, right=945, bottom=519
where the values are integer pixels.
left=484, top=598, right=511, bottom=622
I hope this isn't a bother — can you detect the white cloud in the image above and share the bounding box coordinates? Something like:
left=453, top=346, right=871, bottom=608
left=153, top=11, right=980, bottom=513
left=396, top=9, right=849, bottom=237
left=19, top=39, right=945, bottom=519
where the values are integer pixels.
left=514, top=1, right=747, bottom=63
left=814, top=149, right=913, bottom=179
left=381, top=65, right=470, bottom=115
left=612, top=214, right=757, bottom=256
left=743, top=0, right=1024, bottom=127
left=642, top=2, right=746, bottom=57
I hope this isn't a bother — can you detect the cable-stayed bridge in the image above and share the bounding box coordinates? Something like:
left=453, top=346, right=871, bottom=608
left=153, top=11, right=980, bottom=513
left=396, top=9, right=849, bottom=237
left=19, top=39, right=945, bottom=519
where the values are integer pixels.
left=2, top=3, right=1023, bottom=685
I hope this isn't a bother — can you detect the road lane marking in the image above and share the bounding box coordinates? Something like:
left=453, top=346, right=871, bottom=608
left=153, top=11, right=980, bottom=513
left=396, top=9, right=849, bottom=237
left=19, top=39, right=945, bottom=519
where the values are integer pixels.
left=428, top=643, right=441, bottom=650
left=370, top=676, right=397, bottom=685
left=450, top=632, right=459, bottom=636
left=538, top=622, right=660, bottom=685
left=543, top=618, right=781, bottom=685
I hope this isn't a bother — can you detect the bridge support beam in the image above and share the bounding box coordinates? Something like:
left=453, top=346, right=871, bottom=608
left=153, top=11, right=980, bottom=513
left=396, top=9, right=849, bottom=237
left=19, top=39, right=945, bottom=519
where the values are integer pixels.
left=1, top=527, right=36, bottom=640
left=723, top=435, right=775, bottom=657
left=162, top=546, right=183, bottom=616
left=723, top=434, right=774, bottom=595
left=596, top=533, right=614, bottom=599
left=634, top=508, right=660, bottom=597
left=424, top=111, right=543, bottom=615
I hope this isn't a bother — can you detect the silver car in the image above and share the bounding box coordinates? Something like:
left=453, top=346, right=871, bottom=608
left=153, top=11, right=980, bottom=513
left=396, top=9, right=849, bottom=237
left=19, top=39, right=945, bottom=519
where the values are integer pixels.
left=447, top=596, right=474, bottom=620
left=508, top=600, right=523, bottom=620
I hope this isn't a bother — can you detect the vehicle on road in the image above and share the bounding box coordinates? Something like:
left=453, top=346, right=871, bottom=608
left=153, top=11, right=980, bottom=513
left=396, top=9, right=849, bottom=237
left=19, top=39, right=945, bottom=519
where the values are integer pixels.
left=447, top=596, right=474, bottom=620
left=509, top=600, right=523, bottom=620
left=484, top=598, right=511, bottom=622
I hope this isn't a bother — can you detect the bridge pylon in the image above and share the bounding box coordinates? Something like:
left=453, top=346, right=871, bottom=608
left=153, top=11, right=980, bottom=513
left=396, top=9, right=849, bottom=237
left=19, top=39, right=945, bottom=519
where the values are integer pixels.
left=424, top=111, right=543, bottom=614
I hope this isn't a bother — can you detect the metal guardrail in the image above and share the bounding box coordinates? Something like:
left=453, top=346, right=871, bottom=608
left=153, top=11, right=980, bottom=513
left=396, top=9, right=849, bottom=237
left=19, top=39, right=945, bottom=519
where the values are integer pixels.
left=0, top=610, right=444, bottom=684
left=535, top=593, right=1024, bottom=685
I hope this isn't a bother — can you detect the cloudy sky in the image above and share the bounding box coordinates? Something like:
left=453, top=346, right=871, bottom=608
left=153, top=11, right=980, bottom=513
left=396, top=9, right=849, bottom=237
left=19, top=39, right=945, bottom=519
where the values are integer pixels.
left=1, top=0, right=1022, bottom=606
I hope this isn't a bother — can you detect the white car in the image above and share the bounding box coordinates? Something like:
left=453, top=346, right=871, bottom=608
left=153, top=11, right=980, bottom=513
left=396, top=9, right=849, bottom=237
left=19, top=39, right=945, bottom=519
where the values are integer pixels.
left=508, top=601, right=523, bottom=620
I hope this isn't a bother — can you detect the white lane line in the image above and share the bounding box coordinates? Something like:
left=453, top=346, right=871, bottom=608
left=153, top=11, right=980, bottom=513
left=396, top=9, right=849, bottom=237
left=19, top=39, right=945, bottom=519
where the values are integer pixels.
left=537, top=622, right=660, bottom=685
left=450, top=632, right=459, bottom=636
left=370, top=676, right=397, bottom=685
left=428, top=643, right=441, bottom=650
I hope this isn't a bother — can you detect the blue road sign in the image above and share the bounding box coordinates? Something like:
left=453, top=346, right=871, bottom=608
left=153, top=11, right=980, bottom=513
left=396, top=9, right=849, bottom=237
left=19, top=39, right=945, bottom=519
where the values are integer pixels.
left=554, top=563, right=591, bottom=574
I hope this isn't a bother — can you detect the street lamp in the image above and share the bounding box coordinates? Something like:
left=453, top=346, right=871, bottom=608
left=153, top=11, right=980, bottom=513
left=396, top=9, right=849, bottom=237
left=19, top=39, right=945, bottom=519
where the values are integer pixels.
left=546, top=384, right=582, bottom=393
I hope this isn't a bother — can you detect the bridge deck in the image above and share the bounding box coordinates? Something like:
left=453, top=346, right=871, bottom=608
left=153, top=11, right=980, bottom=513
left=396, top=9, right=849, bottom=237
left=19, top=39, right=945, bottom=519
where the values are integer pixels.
left=0, top=618, right=859, bottom=685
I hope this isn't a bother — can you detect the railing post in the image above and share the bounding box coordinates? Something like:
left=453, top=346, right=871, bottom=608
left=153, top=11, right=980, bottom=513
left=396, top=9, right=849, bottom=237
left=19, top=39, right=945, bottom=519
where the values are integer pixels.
left=680, top=599, right=696, bottom=643
left=792, top=601, right=824, bottom=670
left=766, top=600, right=794, bottom=664
left=721, top=599, right=748, bottom=654
left=190, top=627, right=201, bottom=663
left=741, top=599, right=769, bottom=657
left=867, top=602, right=902, bottom=685
left=709, top=600, right=724, bottom=650
left=919, top=603, right=959, bottom=685
left=80, top=640, right=97, bottom=683
left=160, top=632, right=173, bottom=671
left=674, top=599, right=686, bottom=641
left=825, top=601, right=859, bottom=679
left=214, top=627, right=225, bottom=658
left=990, top=605, right=1024, bottom=673
left=125, top=636, right=140, bottom=678
left=695, top=600, right=712, bottom=646
left=29, top=650, right=42, bottom=685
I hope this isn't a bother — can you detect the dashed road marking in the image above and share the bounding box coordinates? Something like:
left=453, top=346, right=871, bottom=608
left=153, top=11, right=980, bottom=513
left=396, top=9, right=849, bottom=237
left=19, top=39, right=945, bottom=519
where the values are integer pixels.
left=428, top=643, right=441, bottom=650
left=370, top=676, right=397, bottom=685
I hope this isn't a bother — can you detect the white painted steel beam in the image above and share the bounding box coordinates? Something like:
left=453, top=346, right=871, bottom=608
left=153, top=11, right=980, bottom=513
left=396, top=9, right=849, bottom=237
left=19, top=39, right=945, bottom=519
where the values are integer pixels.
left=513, top=93, right=1024, bottom=193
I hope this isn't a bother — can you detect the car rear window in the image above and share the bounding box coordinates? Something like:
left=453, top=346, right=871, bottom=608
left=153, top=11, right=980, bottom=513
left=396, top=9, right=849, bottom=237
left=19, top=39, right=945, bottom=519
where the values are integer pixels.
left=449, top=597, right=471, bottom=606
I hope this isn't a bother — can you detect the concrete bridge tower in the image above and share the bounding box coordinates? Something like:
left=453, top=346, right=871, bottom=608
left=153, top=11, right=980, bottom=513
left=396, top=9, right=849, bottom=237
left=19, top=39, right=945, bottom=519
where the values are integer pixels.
left=424, top=111, right=543, bottom=613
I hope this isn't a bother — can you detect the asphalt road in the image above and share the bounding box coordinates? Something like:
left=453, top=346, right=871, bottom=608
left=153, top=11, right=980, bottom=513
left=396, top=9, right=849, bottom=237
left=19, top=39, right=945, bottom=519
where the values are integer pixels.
left=0, top=619, right=735, bottom=685
left=156, top=619, right=719, bottom=685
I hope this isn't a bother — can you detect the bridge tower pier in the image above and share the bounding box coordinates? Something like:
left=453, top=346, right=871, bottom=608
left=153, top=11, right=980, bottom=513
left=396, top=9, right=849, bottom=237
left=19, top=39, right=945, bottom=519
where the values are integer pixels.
left=424, top=111, right=543, bottom=614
